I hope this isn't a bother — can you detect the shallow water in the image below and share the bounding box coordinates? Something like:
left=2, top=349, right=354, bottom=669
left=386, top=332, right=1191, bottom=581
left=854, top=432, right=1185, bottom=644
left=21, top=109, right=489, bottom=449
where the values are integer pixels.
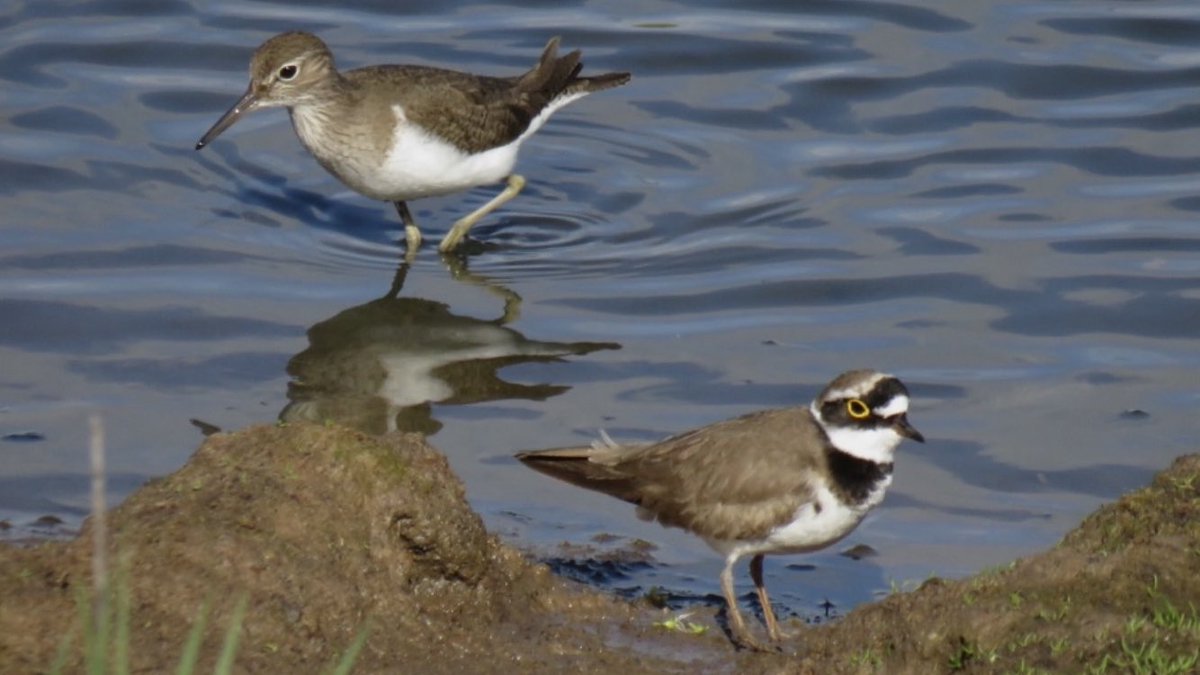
left=2, top=0, right=1197, bottom=620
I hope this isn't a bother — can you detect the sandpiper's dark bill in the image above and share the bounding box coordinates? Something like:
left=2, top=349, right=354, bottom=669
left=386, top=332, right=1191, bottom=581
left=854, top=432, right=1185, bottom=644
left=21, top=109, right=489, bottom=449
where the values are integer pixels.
left=517, top=369, right=924, bottom=651
left=196, top=86, right=259, bottom=150
left=195, top=32, right=630, bottom=253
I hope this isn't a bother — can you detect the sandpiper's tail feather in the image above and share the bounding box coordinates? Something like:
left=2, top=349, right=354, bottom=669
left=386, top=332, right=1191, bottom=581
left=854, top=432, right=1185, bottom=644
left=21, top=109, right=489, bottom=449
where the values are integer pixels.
left=518, top=37, right=631, bottom=101
left=570, top=70, right=632, bottom=95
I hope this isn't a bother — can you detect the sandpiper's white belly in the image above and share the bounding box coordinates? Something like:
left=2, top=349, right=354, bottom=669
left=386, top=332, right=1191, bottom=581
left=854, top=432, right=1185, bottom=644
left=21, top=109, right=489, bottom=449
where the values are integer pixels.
left=291, top=93, right=589, bottom=202
left=291, top=92, right=593, bottom=202
left=370, top=110, right=517, bottom=200
left=372, top=93, right=587, bottom=200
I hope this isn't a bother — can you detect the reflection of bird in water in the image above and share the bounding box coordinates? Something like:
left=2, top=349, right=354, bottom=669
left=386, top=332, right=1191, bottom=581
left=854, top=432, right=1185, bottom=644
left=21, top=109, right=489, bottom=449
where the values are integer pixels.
left=281, top=262, right=619, bottom=435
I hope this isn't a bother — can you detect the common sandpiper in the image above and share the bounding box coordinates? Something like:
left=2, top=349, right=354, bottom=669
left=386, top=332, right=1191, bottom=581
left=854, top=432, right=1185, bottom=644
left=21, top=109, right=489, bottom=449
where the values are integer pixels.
left=196, top=32, right=630, bottom=253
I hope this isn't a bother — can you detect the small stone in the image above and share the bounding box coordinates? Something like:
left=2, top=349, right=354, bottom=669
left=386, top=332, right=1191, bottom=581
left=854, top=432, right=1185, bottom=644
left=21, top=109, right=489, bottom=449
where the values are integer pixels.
left=840, top=543, right=878, bottom=560
left=2, top=431, right=45, bottom=443
left=190, top=418, right=223, bottom=436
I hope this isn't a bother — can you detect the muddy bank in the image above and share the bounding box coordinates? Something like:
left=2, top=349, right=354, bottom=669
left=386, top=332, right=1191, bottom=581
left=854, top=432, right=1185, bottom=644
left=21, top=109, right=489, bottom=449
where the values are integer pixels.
left=1, top=423, right=1196, bottom=673
left=794, top=453, right=1200, bottom=674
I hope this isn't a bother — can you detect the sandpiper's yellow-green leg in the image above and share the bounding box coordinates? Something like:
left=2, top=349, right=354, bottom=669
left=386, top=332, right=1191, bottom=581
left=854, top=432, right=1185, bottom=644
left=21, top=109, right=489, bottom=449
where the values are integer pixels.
left=438, top=175, right=526, bottom=253
left=393, top=201, right=422, bottom=252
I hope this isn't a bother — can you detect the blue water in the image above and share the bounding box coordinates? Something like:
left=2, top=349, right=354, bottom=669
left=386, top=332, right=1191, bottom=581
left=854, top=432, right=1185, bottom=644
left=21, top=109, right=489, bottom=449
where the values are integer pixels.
left=2, top=1, right=1197, bottom=621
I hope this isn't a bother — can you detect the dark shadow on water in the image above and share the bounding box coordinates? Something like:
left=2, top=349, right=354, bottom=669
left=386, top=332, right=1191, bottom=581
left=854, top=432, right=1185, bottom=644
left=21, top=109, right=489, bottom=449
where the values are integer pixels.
left=0, top=471, right=147, bottom=515
left=550, top=268, right=1200, bottom=342
left=886, top=493, right=1054, bottom=523
left=10, top=105, right=118, bottom=138
left=70, top=351, right=289, bottom=391
left=0, top=298, right=296, bottom=356
left=812, top=145, right=1200, bottom=182
left=0, top=471, right=149, bottom=543
left=0, top=243, right=264, bottom=270
left=906, top=438, right=1156, bottom=499
left=543, top=557, right=656, bottom=601
left=877, top=226, right=982, bottom=256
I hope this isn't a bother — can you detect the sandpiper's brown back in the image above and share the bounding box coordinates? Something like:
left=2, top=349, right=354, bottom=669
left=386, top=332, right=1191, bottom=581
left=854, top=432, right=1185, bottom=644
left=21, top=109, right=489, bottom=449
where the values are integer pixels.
left=349, top=37, right=630, bottom=155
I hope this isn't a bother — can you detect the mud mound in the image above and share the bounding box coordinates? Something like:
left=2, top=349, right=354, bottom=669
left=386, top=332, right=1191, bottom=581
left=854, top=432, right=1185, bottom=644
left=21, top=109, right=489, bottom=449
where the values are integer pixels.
left=0, top=424, right=727, bottom=673
left=794, top=454, right=1200, bottom=674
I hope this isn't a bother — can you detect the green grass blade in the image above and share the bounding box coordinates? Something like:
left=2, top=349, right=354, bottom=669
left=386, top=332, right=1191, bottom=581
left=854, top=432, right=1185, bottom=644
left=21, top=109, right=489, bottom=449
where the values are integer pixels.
left=49, top=624, right=78, bottom=675
left=72, top=582, right=105, bottom=675
left=72, top=584, right=90, bottom=673
left=175, top=601, right=211, bottom=675
left=212, top=595, right=248, bottom=675
left=326, top=623, right=372, bottom=675
left=114, top=567, right=131, bottom=675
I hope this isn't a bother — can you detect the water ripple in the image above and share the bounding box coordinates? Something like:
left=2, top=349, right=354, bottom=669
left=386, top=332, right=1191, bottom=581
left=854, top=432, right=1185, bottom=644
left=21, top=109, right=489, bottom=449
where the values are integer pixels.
left=3, top=0, right=1200, bottom=621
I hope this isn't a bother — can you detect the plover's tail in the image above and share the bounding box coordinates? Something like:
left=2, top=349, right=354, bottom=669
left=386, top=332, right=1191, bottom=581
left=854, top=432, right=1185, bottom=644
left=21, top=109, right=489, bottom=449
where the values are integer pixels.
left=514, top=430, right=646, bottom=504
left=518, top=37, right=631, bottom=101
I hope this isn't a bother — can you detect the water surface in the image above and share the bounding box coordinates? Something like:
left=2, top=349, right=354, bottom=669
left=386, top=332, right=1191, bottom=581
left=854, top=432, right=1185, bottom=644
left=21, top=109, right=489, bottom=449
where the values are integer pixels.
left=2, top=0, right=1197, bottom=620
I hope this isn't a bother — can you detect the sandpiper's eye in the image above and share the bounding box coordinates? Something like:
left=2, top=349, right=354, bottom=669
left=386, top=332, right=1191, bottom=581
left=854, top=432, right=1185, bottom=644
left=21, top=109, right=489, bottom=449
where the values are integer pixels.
left=278, top=64, right=298, bottom=81
left=846, top=399, right=870, bottom=419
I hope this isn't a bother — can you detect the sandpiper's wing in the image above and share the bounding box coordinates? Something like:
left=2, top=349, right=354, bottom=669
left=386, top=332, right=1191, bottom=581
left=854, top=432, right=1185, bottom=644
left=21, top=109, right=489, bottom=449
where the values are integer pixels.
left=348, top=38, right=629, bottom=154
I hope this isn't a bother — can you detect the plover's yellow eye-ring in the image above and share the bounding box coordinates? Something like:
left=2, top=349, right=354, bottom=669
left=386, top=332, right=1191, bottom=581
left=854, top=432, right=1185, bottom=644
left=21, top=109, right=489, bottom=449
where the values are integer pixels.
left=846, top=399, right=870, bottom=419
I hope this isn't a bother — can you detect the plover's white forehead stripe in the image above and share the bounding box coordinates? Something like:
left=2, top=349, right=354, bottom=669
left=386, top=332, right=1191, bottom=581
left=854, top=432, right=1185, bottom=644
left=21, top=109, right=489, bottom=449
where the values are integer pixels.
left=823, top=372, right=888, bottom=401
left=874, top=395, right=910, bottom=418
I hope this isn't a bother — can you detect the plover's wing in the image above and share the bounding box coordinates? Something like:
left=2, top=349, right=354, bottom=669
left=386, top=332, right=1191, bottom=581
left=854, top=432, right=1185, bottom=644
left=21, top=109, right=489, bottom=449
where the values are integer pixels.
left=617, top=407, right=828, bottom=541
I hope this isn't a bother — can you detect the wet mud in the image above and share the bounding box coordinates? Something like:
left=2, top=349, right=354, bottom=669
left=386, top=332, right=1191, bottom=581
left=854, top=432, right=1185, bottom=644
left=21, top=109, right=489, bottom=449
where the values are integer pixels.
left=1, top=423, right=1196, bottom=673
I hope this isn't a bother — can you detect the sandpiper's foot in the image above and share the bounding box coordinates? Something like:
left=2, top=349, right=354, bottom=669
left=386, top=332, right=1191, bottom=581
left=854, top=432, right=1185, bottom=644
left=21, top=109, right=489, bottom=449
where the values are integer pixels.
left=438, top=174, right=526, bottom=252
left=394, top=201, right=423, bottom=255
left=405, top=223, right=422, bottom=253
